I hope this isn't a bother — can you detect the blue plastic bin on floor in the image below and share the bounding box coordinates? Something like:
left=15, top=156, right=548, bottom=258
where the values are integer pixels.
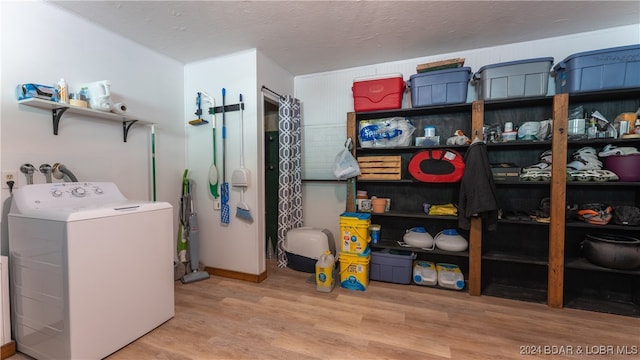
left=554, top=44, right=640, bottom=94
left=369, top=248, right=416, bottom=284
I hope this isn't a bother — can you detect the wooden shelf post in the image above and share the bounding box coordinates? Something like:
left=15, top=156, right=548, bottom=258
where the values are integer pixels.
left=548, top=93, right=568, bottom=308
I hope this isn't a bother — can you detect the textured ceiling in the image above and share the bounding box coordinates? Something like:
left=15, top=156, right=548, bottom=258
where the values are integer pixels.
left=49, top=1, right=640, bottom=76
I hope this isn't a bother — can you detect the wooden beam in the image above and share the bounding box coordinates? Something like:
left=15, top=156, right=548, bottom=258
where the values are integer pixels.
left=548, top=93, right=568, bottom=308
left=468, top=100, right=485, bottom=296
left=346, top=112, right=357, bottom=213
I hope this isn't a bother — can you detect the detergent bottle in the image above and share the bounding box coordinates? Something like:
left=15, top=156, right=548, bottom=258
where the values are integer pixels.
left=315, top=250, right=335, bottom=292
left=86, top=80, right=113, bottom=111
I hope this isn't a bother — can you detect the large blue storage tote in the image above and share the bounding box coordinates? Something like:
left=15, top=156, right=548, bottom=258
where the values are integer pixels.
left=473, top=57, right=553, bottom=100
left=554, top=44, right=640, bottom=94
left=369, top=248, right=416, bottom=284
left=408, top=67, right=471, bottom=107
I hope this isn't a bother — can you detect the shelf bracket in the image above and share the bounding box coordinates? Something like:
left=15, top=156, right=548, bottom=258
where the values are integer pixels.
left=51, top=107, right=69, bottom=135
left=122, top=120, right=138, bottom=142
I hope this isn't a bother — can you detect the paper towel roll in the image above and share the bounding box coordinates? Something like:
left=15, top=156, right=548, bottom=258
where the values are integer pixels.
left=111, top=102, right=127, bottom=114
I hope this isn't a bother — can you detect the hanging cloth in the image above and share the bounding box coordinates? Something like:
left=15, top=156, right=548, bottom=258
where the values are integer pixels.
left=458, top=141, right=499, bottom=231
left=277, top=95, right=304, bottom=268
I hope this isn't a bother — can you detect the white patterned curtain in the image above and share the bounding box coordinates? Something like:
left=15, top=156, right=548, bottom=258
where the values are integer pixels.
left=277, top=95, right=303, bottom=268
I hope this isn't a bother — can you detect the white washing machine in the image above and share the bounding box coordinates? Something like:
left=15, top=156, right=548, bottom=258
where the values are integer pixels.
left=8, top=182, right=175, bottom=359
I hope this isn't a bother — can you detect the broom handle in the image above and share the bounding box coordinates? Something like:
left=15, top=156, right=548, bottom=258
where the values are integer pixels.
left=239, top=94, right=244, bottom=167
left=222, top=88, right=226, bottom=182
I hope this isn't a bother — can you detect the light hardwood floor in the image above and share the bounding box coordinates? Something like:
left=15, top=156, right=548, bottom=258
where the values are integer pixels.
left=8, top=260, right=640, bottom=359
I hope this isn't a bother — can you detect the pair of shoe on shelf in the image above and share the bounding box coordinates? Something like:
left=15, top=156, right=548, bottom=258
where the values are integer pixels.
left=520, top=146, right=625, bottom=182
left=500, top=197, right=578, bottom=223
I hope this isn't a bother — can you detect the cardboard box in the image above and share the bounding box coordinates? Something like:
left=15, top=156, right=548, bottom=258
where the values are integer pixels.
left=491, top=163, right=521, bottom=183
left=416, top=58, right=465, bottom=73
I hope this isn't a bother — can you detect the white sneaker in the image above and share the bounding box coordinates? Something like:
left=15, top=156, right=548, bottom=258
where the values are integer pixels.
left=598, top=144, right=640, bottom=157
left=523, top=150, right=552, bottom=172
left=567, top=169, right=619, bottom=182
left=520, top=170, right=551, bottom=181
left=567, top=147, right=602, bottom=171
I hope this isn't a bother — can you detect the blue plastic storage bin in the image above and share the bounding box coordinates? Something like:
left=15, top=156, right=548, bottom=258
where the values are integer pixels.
left=473, top=57, right=553, bottom=100
left=408, top=67, right=471, bottom=107
left=554, top=44, right=640, bottom=94
left=369, top=248, right=416, bottom=284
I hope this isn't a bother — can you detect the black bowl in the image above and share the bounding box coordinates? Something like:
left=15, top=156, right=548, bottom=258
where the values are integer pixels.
left=582, top=233, right=640, bottom=270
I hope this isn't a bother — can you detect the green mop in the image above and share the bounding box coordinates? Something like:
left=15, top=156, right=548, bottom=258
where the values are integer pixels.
left=177, top=169, right=189, bottom=263
left=201, top=92, right=220, bottom=207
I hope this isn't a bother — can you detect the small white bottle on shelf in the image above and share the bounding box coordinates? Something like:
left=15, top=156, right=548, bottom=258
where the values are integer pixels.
left=57, top=78, right=68, bottom=104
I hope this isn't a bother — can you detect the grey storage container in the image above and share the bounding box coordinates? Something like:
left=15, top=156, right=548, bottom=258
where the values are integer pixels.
left=369, top=248, right=416, bottom=284
left=473, top=57, right=553, bottom=100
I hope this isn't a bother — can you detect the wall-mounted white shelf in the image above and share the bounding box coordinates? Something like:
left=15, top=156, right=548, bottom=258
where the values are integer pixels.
left=18, top=98, right=152, bottom=142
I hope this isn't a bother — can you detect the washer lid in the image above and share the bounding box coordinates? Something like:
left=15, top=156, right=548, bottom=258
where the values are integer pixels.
left=9, top=182, right=171, bottom=221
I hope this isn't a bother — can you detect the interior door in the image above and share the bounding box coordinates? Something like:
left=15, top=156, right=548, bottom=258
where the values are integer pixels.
left=264, top=131, right=279, bottom=256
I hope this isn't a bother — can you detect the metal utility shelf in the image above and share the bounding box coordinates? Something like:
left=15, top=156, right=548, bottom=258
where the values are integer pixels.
left=18, top=98, right=152, bottom=142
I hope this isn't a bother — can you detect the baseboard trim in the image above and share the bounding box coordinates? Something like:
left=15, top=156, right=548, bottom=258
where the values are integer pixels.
left=1, top=340, right=16, bottom=359
left=205, top=267, right=267, bottom=283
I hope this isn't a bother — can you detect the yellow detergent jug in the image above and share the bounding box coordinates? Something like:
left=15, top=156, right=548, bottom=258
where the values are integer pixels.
left=316, top=251, right=335, bottom=292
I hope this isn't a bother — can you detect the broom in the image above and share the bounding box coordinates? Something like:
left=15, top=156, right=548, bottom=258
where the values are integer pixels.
left=234, top=94, right=253, bottom=223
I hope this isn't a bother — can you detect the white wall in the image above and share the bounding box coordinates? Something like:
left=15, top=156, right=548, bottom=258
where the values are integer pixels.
left=184, top=49, right=294, bottom=276
left=0, top=1, right=185, bottom=256
left=185, top=50, right=255, bottom=274
left=297, top=25, right=640, bottom=245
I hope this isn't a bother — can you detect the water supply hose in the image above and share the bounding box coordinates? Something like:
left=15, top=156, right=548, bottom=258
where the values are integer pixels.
left=52, top=163, right=79, bottom=182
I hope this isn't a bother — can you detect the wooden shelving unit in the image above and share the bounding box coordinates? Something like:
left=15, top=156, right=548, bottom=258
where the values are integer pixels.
left=346, top=88, right=640, bottom=317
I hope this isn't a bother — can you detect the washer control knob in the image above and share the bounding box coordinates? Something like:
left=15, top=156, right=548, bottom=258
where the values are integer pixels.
left=71, top=187, right=87, bottom=197
left=94, top=187, right=104, bottom=194
left=51, top=189, right=63, bottom=197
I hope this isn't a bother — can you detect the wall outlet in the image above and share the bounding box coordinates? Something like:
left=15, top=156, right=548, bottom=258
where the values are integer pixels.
left=2, top=171, right=18, bottom=189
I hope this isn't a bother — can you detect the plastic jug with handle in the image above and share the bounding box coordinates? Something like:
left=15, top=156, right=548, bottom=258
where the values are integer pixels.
left=315, top=250, right=335, bottom=292
left=86, top=80, right=113, bottom=111
left=434, top=228, right=468, bottom=252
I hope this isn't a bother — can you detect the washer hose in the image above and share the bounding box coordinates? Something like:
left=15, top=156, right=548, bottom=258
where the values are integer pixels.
left=52, top=163, right=79, bottom=182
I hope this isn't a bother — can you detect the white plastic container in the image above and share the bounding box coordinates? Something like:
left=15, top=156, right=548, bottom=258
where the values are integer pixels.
left=315, top=251, right=336, bottom=292
left=413, top=260, right=437, bottom=286
left=434, top=229, right=468, bottom=252
left=436, top=263, right=465, bottom=290
left=284, top=227, right=335, bottom=273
